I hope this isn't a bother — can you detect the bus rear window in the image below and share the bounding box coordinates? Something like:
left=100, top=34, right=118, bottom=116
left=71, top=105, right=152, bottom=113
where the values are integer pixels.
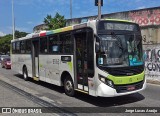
left=98, top=21, right=139, bottom=31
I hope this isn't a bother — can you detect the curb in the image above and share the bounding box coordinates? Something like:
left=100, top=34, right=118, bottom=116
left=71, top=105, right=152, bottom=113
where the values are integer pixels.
left=147, top=80, right=160, bottom=85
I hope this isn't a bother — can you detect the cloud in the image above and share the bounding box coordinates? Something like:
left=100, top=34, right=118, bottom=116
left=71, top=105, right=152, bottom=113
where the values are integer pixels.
left=137, top=6, right=146, bottom=9
left=0, top=32, right=6, bottom=37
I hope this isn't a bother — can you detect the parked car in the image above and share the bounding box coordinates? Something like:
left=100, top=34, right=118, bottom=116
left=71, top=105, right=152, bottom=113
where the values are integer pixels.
left=1, top=57, right=11, bottom=69
left=0, top=55, right=9, bottom=61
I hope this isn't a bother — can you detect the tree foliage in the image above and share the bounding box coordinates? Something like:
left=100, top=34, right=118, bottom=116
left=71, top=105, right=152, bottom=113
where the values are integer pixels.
left=0, top=30, right=28, bottom=54
left=0, top=34, right=12, bottom=54
left=44, top=12, right=66, bottom=30
left=15, top=30, right=28, bottom=39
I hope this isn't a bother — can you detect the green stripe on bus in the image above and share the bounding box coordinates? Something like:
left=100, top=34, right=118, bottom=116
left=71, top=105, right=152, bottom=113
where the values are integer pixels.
left=67, top=62, right=73, bottom=72
left=108, top=72, right=144, bottom=85
left=105, top=19, right=132, bottom=23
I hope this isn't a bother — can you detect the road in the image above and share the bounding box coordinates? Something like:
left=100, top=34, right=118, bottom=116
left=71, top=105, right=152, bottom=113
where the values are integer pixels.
left=0, top=67, right=160, bottom=116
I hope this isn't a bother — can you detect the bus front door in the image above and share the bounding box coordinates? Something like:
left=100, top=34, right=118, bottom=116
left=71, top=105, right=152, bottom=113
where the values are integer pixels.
left=32, top=40, right=39, bottom=80
left=75, top=32, right=89, bottom=92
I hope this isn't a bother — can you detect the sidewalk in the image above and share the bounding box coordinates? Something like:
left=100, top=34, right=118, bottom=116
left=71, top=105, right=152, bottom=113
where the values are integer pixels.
left=147, top=80, right=160, bottom=85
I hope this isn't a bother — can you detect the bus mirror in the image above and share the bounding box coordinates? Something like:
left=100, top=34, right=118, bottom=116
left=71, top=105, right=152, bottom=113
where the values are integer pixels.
left=95, top=42, right=100, bottom=53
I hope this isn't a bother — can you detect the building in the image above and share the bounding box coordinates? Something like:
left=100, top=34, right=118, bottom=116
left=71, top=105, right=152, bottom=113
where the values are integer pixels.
left=33, top=24, right=48, bottom=33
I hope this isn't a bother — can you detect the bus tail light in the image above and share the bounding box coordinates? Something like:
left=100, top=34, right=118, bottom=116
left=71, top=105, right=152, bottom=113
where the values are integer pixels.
left=98, top=74, right=114, bottom=88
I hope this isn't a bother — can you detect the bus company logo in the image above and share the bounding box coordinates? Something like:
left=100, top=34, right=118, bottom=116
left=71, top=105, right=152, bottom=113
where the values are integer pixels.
left=53, top=59, right=59, bottom=64
left=2, top=108, right=11, bottom=113
left=126, top=73, right=134, bottom=76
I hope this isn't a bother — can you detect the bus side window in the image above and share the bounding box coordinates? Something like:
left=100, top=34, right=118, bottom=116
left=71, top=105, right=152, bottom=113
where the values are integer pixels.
left=49, top=35, right=59, bottom=54
left=12, top=42, right=16, bottom=54
left=20, top=40, right=26, bottom=54
left=40, top=37, right=48, bottom=54
left=16, top=41, right=20, bottom=53
left=26, top=40, right=31, bottom=54
left=59, top=33, right=73, bottom=54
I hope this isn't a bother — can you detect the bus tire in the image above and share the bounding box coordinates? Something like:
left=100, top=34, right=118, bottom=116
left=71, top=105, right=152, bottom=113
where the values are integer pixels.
left=64, top=76, right=75, bottom=97
left=23, top=67, right=28, bottom=81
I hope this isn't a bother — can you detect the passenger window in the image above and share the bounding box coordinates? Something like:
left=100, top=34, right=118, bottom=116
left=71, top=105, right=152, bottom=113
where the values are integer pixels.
left=49, top=35, right=59, bottom=53
left=12, top=42, right=16, bottom=54
left=59, top=33, right=73, bottom=54
left=16, top=41, right=20, bottom=53
left=40, top=37, right=48, bottom=53
left=26, top=40, right=31, bottom=54
left=20, top=41, right=26, bottom=54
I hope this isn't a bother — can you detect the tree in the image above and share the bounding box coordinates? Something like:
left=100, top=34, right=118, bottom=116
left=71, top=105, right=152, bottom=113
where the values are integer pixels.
left=0, top=34, right=12, bottom=54
left=15, top=30, right=28, bottom=39
left=44, top=12, right=66, bottom=30
left=0, top=30, right=28, bottom=54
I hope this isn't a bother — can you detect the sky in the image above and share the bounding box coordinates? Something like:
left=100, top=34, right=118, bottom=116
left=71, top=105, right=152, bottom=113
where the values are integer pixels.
left=0, top=0, right=160, bottom=36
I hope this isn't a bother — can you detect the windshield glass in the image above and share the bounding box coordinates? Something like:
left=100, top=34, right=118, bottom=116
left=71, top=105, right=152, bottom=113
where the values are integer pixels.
left=97, top=34, right=143, bottom=67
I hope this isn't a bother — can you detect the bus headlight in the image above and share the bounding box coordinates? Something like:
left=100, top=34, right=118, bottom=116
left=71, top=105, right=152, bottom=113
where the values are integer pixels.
left=98, top=74, right=114, bottom=88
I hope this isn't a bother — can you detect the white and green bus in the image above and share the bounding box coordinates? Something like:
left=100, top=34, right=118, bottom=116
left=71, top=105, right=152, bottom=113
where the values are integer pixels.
left=11, top=19, right=146, bottom=97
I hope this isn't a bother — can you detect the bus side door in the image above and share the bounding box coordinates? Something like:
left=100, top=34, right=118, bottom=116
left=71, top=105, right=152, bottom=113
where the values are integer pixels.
left=32, top=39, right=39, bottom=78
left=74, top=28, right=94, bottom=92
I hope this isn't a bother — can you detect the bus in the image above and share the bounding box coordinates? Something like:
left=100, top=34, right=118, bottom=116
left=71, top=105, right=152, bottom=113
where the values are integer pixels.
left=11, top=19, right=146, bottom=97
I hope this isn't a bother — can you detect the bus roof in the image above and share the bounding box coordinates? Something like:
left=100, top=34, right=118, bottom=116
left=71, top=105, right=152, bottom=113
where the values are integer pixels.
left=11, top=19, right=134, bottom=42
left=11, top=23, right=88, bottom=42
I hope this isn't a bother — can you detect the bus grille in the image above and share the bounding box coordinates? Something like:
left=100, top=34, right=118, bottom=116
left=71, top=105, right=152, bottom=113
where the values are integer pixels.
left=114, top=81, right=144, bottom=93
left=108, top=65, right=144, bottom=76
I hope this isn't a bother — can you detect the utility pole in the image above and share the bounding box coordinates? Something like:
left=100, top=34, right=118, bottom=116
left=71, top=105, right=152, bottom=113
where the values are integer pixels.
left=98, top=0, right=101, bottom=20
left=95, top=0, right=103, bottom=20
left=70, top=0, right=72, bottom=25
left=12, top=0, right=15, bottom=40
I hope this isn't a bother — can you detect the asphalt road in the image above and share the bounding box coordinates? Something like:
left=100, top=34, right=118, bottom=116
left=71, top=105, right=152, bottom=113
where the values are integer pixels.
left=0, top=67, right=159, bottom=116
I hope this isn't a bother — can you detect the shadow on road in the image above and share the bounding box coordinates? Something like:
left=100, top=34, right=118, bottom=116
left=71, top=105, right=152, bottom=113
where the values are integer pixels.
left=14, top=74, right=145, bottom=107
left=74, top=92, right=145, bottom=107
left=14, top=74, right=64, bottom=93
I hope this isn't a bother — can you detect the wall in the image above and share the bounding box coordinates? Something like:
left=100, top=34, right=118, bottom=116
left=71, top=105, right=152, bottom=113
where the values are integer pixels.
left=66, top=7, right=160, bottom=82
left=128, top=8, right=160, bottom=82
left=143, top=44, right=160, bottom=81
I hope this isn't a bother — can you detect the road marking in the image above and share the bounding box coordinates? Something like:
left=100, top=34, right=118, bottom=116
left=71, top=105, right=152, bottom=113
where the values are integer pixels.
left=40, top=96, right=56, bottom=103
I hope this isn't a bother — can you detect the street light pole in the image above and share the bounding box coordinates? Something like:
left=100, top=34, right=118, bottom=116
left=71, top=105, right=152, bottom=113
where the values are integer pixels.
left=98, top=0, right=101, bottom=20
left=70, top=0, right=72, bottom=19
left=70, top=0, right=72, bottom=25
left=12, top=0, right=15, bottom=40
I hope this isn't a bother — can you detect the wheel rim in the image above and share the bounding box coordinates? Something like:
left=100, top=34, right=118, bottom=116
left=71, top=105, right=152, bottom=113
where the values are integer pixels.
left=65, top=80, right=73, bottom=93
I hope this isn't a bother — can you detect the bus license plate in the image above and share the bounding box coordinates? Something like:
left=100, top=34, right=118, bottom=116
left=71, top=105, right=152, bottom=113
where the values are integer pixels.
left=127, top=86, right=135, bottom=91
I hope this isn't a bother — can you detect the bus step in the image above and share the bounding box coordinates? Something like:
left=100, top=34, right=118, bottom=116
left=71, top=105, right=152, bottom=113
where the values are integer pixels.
left=33, top=77, right=39, bottom=81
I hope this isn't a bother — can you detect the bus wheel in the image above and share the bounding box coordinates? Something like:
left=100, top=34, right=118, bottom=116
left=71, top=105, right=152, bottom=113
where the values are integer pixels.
left=64, top=76, right=75, bottom=96
left=23, top=67, right=28, bottom=81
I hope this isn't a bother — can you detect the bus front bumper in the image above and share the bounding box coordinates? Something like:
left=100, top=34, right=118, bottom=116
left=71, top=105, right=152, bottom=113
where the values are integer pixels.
left=96, top=79, right=146, bottom=97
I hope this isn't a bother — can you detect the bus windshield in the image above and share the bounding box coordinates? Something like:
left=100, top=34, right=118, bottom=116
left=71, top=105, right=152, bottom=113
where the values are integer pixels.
left=97, top=34, right=143, bottom=67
